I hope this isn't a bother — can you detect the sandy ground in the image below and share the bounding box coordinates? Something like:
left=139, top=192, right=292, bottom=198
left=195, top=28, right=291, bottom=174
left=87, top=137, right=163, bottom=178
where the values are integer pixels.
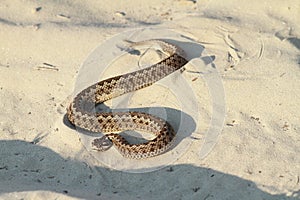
left=0, top=0, right=300, bottom=199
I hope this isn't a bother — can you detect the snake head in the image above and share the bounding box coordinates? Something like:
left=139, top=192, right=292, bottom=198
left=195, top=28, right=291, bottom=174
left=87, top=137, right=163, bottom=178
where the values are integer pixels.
left=92, top=136, right=113, bottom=151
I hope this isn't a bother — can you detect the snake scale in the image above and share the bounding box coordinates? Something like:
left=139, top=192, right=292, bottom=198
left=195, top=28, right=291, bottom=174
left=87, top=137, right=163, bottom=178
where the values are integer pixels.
left=67, top=39, right=188, bottom=159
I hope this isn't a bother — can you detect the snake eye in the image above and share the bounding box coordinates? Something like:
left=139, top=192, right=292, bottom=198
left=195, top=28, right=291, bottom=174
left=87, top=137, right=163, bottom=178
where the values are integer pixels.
left=92, top=136, right=113, bottom=151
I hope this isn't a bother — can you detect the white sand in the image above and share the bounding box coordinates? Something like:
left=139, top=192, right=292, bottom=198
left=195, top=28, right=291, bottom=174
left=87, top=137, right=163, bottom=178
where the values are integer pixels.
left=0, top=0, right=299, bottom=199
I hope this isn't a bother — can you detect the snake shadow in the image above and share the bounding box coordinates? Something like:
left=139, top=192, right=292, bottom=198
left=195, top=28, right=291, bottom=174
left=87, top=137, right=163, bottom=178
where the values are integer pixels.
left=0, top=140, right=299, bottom=199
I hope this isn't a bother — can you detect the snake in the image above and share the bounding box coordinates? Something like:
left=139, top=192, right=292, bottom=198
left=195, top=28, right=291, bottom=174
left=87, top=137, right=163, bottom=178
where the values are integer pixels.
left=67, top=39, right=188, bottom=159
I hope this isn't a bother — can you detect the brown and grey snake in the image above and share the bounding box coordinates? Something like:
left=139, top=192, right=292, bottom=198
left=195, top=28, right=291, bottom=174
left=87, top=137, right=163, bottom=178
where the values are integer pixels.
left=67, top=39, right=188, bottom=159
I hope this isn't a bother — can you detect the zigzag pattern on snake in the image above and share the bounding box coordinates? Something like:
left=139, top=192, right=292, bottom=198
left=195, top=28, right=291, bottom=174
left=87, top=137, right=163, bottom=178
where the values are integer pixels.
left=67, top=39, right=188, bottom=159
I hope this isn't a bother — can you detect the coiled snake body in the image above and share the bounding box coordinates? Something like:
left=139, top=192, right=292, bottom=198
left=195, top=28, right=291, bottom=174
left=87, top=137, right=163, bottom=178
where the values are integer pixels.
left=67, top=40, right=188, bottom=159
